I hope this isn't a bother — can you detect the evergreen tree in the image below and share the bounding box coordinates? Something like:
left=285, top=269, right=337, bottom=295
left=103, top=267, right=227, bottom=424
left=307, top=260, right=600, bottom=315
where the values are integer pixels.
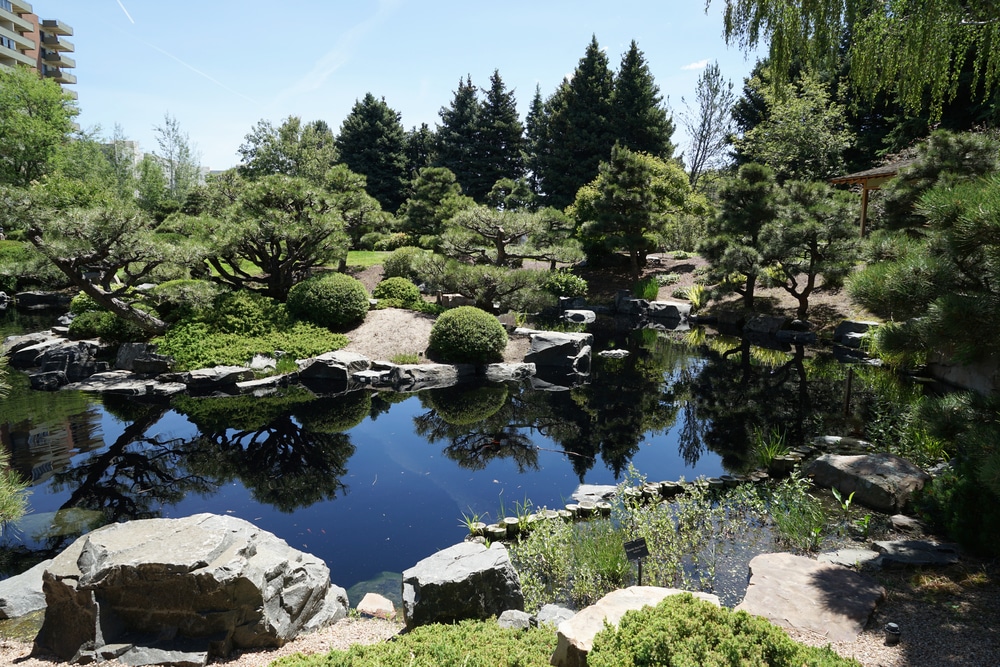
left=335, top=93, right=408, bottom=212
left=612, top=41, right=675, bottom=159
left=536, top=35, right=616, bottom=209
left=435, top=76, right=485, bottom=199
left=478, top=70, right=526, bottom=198
left=404, top=123, right=436, bottom=179
left=399, top=166, right=474, bottom=245
left=523, top=85, right=548, bottom=197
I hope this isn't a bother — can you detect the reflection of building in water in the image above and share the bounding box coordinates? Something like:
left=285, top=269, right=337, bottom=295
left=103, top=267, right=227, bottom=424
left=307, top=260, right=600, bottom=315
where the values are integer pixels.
left=1, top=408, right=104, bottom=485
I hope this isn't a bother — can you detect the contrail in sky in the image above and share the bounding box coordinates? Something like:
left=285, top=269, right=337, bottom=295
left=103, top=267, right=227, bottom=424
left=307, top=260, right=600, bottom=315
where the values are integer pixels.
left=115, top=0, right=135, bottom=24
left=139, top=38, right=259, bottom=104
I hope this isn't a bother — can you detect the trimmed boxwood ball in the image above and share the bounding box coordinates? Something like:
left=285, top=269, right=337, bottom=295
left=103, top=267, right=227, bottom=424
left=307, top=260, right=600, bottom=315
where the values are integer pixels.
left=287, top=272, right=370, bottom=330
left=428, top=306, right=507, bottom=364
left=373, top=276, right=421, bottom=305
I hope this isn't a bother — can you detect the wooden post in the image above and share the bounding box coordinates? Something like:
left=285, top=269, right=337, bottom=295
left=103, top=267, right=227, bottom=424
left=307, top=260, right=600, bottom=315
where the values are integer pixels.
left=859, top=186, right=870, bottom=238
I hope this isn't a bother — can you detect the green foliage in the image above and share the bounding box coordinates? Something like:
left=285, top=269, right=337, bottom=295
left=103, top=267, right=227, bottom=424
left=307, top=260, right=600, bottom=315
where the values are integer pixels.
left=293, top=392, right=372, bottom=433
left=428, top=306, right=507, bottom=364
left=203, top=289, right=291, bottom=336
left=390, top=352, right=421, bottom=364
left=0, top=240, right=37, bottom=293
left=542, top=270, right=588, bottom=298
left=588, top=593, right=860, bottom=667
left=750, top=427, right=789, bottom=469
left=655, top=273, right=680, bottom=286
left=371, top=232, right=411, bottom=251
left=633, top=276, right=660, bottom=300
left=286, top=273, right=370, bottom=330
left=68, top=310, right=149, bottom=345
left=69, top=291, right=103, bottom=315
left=272, top=618, right=556, bottom=667
left=684, top=284, right=707, bottom=311
left=0, top=445, right=28, bottom=537
left=612, top=41, right=676, bottom=159
left=236, top=116, right=338, bottom=184
left=767, top=473, right=826, bottom=552
left=373, top=276, right=421, bottom=305
left=149, top=279, right=221, bottom=322
left=382, top=245, right=426, bottom=281
left=440, top=206, right=582, bottom=269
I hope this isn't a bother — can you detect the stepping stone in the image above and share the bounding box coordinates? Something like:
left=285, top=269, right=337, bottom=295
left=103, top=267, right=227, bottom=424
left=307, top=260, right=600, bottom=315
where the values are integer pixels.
left=736, top=553, right=885, bottom=643
left=818, top=548, right=882, bottom=571
left=873, top=539, right=960, bottom=568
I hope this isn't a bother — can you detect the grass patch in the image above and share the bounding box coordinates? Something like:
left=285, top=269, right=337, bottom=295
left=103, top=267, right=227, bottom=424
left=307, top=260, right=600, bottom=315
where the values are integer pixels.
left=346, top=251, right=390, bottom=268
left=271, top=618, right=557, bottom=667
left=390, top=352, right=421, bottom=364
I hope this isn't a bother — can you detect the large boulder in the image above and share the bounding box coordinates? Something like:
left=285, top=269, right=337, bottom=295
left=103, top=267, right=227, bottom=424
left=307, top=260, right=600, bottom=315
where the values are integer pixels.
left=36, top=513, right=347, bottom=666
left=551, top=587, right=720, bottom=667
left=805, top=452, right=930, bottom=513
left=736, top=552, right=884, bottom=643
left=524, top=332, right=592, bottom=373
left=159, top=366, right=255, bottom=390
left=0, top=558, right=52, bottom=619
left=297, top=350, right=371, bottom=383
left=401, top=542, right=522, bottom=629
left=388, top=363, right=476, bottom=392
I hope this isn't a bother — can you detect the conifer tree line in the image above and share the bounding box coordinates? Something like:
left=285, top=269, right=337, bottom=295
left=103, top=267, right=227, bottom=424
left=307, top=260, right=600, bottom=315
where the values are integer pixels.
left=305, top=35, right=677, bottom=214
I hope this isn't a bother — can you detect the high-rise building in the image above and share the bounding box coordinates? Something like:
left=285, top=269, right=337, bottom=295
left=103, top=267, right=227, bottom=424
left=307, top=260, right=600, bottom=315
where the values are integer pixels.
left=0, top=0, right=76, bottom=98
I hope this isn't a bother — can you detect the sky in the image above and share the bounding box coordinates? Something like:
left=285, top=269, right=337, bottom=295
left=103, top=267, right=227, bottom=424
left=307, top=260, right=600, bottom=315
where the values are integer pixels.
left=37, top=1, right=763, bottom=171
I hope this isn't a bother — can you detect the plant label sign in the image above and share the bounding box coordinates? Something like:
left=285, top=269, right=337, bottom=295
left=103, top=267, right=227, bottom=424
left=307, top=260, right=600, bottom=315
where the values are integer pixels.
left=624, top=537, right=649, bottom=562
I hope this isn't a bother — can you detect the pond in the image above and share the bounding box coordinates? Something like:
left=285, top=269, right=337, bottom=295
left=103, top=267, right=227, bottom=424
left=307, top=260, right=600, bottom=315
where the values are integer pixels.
left=0, top=312, right=872, bottom=605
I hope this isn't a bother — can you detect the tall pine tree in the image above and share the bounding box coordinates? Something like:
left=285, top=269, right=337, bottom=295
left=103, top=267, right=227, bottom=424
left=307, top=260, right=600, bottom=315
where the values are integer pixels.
left=524, top=84, right=548, bottom=197
left=335, top=93, right=408, bottom=212
left=535, top=35, right=616, bottom=210
left=613, top=41, right=675, bottom=159
left=477, top=70, right=525, bottom=200
left=435, top=76, right=485, bottom=200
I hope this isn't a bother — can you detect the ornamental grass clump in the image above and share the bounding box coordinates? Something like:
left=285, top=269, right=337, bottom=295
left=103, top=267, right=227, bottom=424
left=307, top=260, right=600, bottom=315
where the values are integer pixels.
left=286, top=272, right=370, bottom=330
left=428, top=306, right=507, bottom=364
left=588, top=593, right=860, bottom=667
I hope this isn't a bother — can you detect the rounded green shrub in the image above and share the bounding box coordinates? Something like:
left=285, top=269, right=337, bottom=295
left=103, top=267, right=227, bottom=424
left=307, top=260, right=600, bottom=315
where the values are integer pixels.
left=204, top=290, right=290, bottom=336
left=69, top=291, right=103, bottom=315
left=373, top=277, right=421, bottom=305
left=382, top=246, right=425, bottom=281
left=286, top=272, right=370, bottom=330
left=373, top=232, right=412, bottom=251
left=428, top=306, right=507, bottom=364
left=543, top=270, right=588, bottom=298
left=588, top=594, right=860, bottom=667
left=150, top=279, right=220, bottom=322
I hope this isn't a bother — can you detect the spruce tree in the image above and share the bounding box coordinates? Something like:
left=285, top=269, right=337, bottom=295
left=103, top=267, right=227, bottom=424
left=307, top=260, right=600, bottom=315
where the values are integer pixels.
left=435, top=76, right=485, bottom=200
left=536, top=35, right=616, bottom=210
left=477, top=70, right=525, bottom=199
left=335, top=93, right=408, bottom=212
left=524, top=84, right=548, bottom=197
left=612, top=40, right=676, bottom=159
left=404, top=123, right=436, bottom=179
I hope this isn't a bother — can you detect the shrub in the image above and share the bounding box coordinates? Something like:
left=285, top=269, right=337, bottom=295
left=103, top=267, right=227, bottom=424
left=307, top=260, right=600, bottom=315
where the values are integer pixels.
left=428, top=306, right=507, bottom=364
left=373, top=231, right=412, bottom=251
left=0, top=240, right=34, bottom=294
left=633, top=276, right=659, bottom=300
left=588, top=594, right=860, bottom=667
left=543, top=270, right=588, bottom=298
left=357, top=231, right=383, bottom=250
left=373, top=276, right=420, bottom=305
left=150, top=280, right=221, bottom=322
left=69, top=291, right=103, bottom=315
left=204, top=289, right=291, bottom=336
left=287, top=273, right=370, bottom=330
left=382, top=245, right=425, bottom=281
left=68, top=310, right=148, bottom=345
left=655, top=273, right=680, bottom=286
left=272, top=619, right=556, bottom=667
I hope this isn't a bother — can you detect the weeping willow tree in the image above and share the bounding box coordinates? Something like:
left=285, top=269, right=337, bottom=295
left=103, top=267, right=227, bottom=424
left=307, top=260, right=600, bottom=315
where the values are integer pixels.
left=712, top=0, right=1000, bottom=119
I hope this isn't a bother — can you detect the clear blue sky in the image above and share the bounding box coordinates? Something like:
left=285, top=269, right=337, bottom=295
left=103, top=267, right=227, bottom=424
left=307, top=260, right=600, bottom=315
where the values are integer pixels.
left=38, top=1, right=762, bottom=170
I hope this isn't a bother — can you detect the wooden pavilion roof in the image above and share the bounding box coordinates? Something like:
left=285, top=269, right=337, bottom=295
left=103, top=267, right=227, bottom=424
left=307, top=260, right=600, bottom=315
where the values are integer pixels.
left=829, top=158, right=916, bottom=188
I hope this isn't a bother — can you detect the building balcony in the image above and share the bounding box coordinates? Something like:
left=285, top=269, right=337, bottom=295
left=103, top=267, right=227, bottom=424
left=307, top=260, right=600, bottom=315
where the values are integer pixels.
left=43, top=67, right=75, bottom=84
left=10, top=0, right=33, bottom=14
left=0, top=6, right=33, bottom=32
left=43, top=50, right=74, bottom=68
left=0, top=47, right=35, bottom=68
left=41, top=33, right=73, bottom=52
left=41, top=18, right=72, bottom=36
left=62, top=87, right=77, bottom=100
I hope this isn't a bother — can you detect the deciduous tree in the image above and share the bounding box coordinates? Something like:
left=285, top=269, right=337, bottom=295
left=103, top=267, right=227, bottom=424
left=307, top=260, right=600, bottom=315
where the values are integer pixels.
left=237, top=116, right=338, bottom=184
left=682, top=61, right=735, bottom=189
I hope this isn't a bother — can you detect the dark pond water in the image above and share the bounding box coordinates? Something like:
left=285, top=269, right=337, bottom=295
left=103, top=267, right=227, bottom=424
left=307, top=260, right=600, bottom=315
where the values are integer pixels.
left=0, top=312, right=869, bottom=602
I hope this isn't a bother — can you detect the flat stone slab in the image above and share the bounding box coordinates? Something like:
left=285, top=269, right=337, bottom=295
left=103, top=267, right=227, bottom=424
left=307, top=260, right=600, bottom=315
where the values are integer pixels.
left=571, top=484, right=617, bottom=503
left=736, top=553, right=885, bottom=643
left=357, top=593, right=396, bottom=620
left=552, top=587, right=719, bottom=667
left=805, top=452, right=930, bottom=513
left=873, top=539, right=961, bottom=568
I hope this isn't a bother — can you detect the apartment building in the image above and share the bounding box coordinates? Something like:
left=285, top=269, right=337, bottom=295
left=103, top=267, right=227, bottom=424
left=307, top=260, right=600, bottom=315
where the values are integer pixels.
left=0, top=0, right=76, bottom=97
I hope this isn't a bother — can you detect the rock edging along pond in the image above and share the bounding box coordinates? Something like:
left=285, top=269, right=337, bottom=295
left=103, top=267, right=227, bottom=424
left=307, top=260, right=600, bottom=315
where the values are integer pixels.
left=2, top=330, right=596, bottom=397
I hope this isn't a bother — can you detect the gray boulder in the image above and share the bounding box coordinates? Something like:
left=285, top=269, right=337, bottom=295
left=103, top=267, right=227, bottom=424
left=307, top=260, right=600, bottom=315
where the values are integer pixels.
left=873, top=539, right=961, bottom=568
left=10, top=337, right=67, bottom=368
left=160, top=366, right=255, bottom=389
left=115, top=343, right=156, bottom=371
left=834, top=320, right=879, bottom=348
left=36, top=513, right=347, bottom=666
left=3, top=331, right=58, bottom=356
left=30, top=370, right=68, bottom=391
left=805, top=453, right=930, bottom=513
left=562, top=309, right=596, bottom=324
left=551, top=586, right=719, bottom=667
left=401, top=542, right=523, bottom=629
left=524, top=332, right=592, bottom=372
left=14, top=291, right=72, bottom=309
left=736, top=552, right=884, bottom=643
left=744, top=314, right=788, bottom=335
left=535, top=603, right=575, bottom=627
left=497, top=609, right=532, bottom=630
left=38, top=341, right=102, bottom=382
left=0, top=558, right=52, bottom=619
left=483, top=362, right=535, bottom=383
left=388, top=363, right=476, bottom=392
left=298, top=350, right=371, bottom=382
left=647, top=300, right=691, bottom=321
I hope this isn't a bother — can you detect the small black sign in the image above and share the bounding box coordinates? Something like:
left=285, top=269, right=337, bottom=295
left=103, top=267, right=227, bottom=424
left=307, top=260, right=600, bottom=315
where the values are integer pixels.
left=624, top=537, right=649, bottom=561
